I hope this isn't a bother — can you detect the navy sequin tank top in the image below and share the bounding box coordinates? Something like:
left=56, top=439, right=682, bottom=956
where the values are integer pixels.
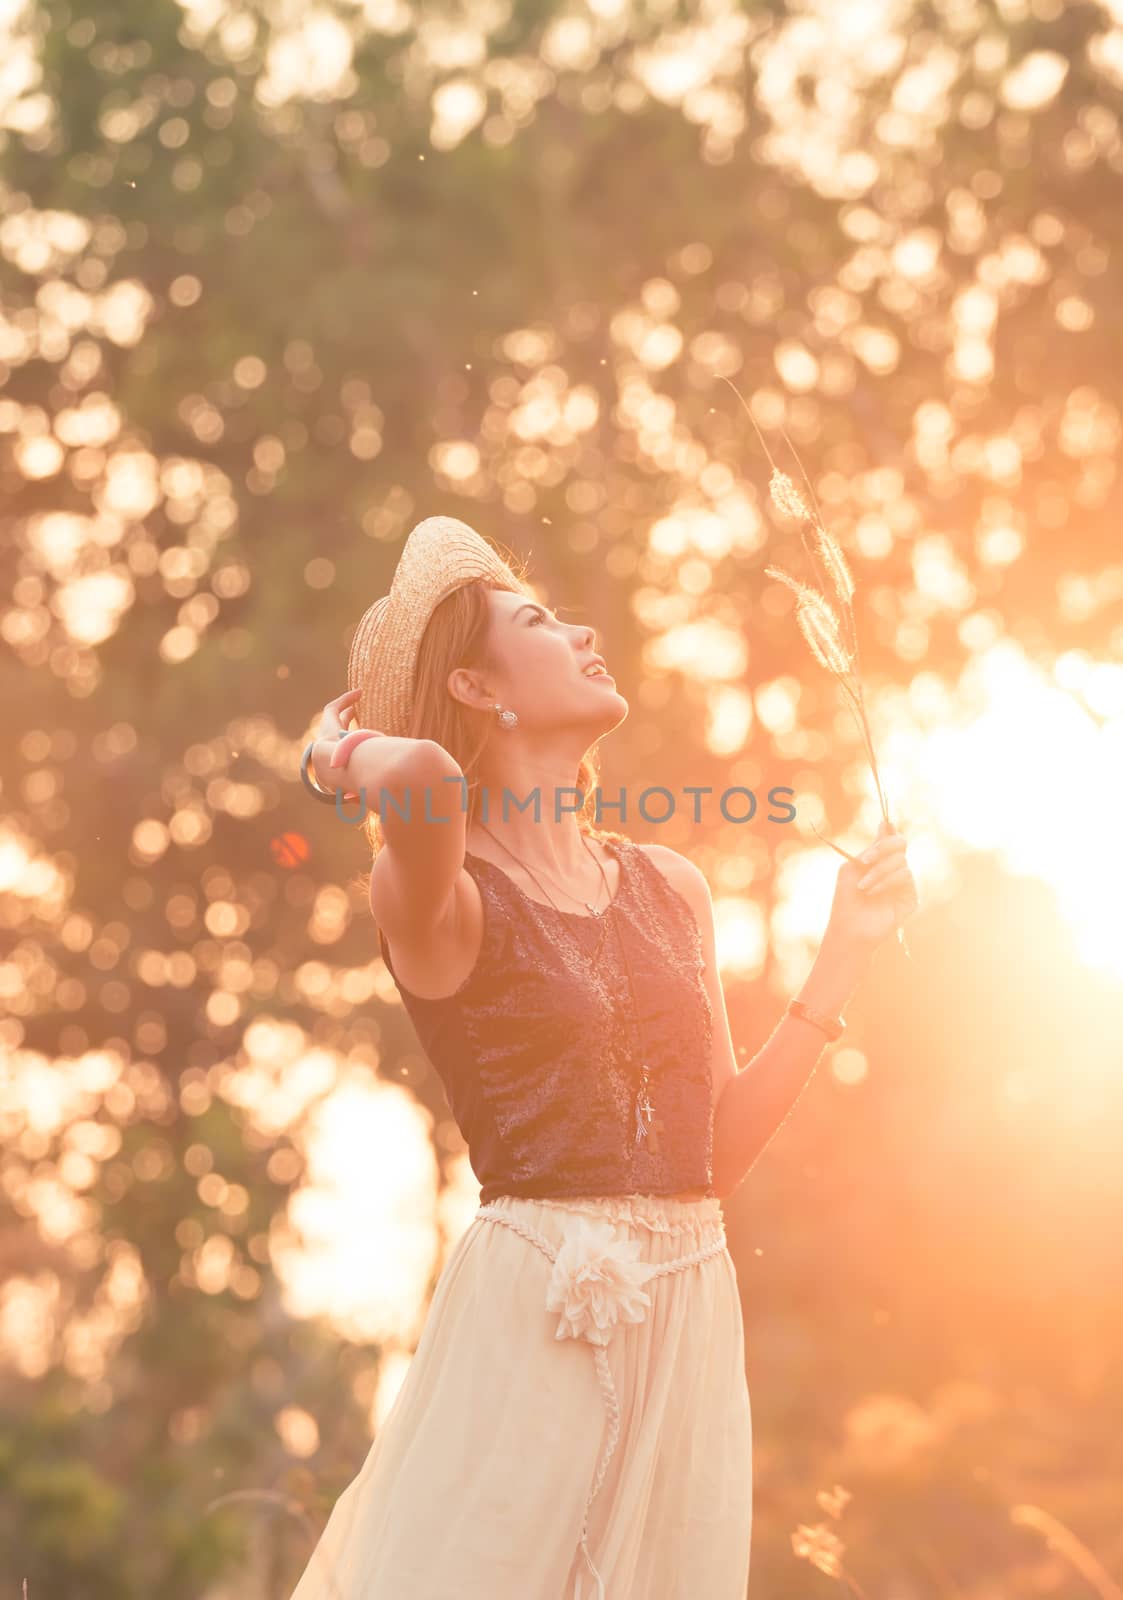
left=376, top=835, right=716, bottom=1204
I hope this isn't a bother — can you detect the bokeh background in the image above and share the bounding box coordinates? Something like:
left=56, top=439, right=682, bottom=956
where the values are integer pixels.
left=3, top=0, right=1123, bottom=1594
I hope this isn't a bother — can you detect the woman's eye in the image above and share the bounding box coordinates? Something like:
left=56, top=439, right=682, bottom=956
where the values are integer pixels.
left=529, top=611, right=545, bottom=625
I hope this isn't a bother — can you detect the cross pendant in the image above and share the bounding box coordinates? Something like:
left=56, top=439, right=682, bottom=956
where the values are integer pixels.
left=634, top=1067, right=654, bottom=1148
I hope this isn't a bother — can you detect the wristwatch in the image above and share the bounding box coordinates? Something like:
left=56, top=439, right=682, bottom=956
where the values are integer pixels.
left=785, top=998, right=845, bottom=1042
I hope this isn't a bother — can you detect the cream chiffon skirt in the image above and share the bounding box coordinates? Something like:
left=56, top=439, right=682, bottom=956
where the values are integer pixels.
left=287, top=1192, right=753, bottom=1600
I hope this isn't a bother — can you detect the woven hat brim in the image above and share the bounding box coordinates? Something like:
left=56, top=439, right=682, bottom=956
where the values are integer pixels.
left=347, top=516, right=533, bottom=739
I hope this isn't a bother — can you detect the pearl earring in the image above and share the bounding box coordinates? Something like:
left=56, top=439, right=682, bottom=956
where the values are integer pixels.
left=494, top=704, right=518, bottom=729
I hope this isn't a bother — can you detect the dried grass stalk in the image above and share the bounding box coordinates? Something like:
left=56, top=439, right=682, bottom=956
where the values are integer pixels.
left=722, top=376, right=914, bottom=962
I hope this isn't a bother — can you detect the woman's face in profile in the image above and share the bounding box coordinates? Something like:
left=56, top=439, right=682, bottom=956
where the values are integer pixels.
left=481, top=588, right=628, bottom=736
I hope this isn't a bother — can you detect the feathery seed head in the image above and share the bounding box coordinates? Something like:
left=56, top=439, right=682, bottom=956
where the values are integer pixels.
left=770, top=468, right=811, bottom=522
left=796, top=594, right=853, bottom=677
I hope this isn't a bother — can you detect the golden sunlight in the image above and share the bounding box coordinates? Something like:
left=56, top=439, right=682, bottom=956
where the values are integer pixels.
left=273, top=1073, right=440, bottom=1344
left=884, top=641, right=1122, bottom=979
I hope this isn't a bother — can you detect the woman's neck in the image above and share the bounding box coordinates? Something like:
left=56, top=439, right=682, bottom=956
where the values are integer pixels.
left=467, top=815, right=594, bottom=878
left=468, top=753, right=594, bottom=875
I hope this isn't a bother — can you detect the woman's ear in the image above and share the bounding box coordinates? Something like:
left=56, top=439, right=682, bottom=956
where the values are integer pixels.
left=446, top=665, right=490, bottom=712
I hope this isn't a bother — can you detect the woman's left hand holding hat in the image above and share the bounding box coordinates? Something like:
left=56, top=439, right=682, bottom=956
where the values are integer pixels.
left=303, top=688, right=381, bottom=803
left=329, top=705, right=385, bottom=771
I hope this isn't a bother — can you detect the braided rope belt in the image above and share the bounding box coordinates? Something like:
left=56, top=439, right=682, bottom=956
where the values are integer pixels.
left=476, top=1201, right=727, bottom=1599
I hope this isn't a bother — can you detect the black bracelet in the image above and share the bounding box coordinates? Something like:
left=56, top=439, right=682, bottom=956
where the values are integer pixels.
left=300, top=732, right=346, bottom=805
left=785, top=998, right=845, bottom=1042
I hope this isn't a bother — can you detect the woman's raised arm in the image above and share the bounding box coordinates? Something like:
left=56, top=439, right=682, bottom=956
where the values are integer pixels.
left=306, top=687, right=469, bottom=947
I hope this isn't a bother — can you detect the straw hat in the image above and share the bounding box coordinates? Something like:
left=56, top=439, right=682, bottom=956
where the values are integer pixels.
left=346, top=515, right=533, bottom=738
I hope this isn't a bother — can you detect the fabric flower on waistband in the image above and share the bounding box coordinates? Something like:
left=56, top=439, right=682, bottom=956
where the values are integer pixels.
left=544, top=1215, right=659, bottom=1347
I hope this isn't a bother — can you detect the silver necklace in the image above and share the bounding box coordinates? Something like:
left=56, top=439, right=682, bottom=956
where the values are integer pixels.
left=476, top=822, right=613, bottom=958
left=474, top=825, right=661, bottom=1155
left=478, top=824, right=613, bottom=916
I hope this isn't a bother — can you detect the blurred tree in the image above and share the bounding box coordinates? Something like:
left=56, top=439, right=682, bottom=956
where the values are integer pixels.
left=2, top=0, right=1122, bottom=1593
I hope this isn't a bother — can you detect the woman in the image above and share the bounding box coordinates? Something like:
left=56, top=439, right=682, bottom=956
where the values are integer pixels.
left=293, top=516, right=918, bottom=1599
